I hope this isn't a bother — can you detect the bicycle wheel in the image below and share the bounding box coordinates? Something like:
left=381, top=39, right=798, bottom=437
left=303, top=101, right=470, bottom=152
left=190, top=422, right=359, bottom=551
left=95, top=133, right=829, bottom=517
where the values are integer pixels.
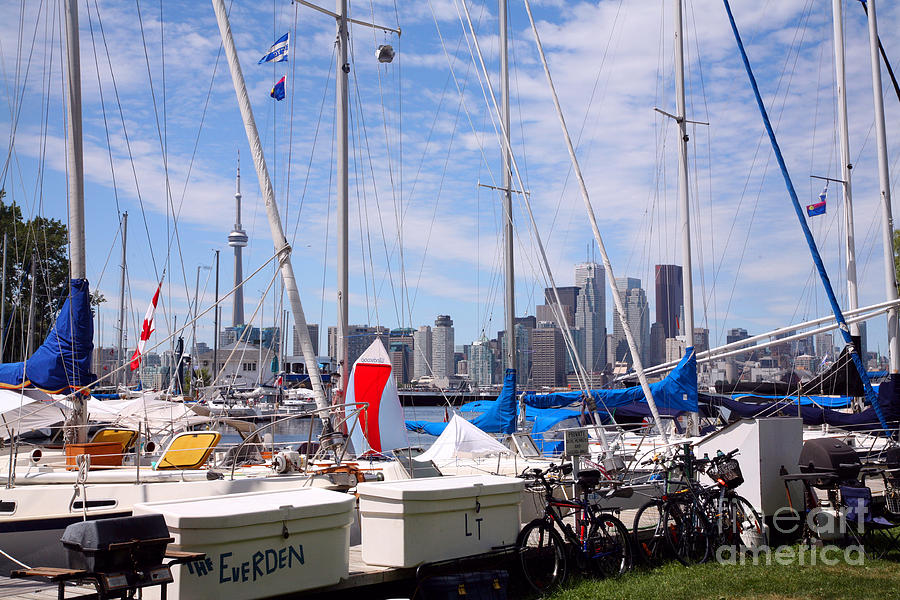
left=587, top=513, right=632, bottom=577
left=664, top=497, right=712, bottom=565
left=632, top=500, right=667, bottom=566
left=516, top=518, right=567, bottom=593
left=726, top=494, right=767, bottom=551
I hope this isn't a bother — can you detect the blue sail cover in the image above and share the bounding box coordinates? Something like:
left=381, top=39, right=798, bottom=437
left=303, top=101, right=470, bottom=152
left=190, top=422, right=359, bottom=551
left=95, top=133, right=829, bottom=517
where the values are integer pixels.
left=406, top=368, right=518, bottom=436
left=0, top=279, right=95, bottom=393
left=522, top=348, right=698, bottom=413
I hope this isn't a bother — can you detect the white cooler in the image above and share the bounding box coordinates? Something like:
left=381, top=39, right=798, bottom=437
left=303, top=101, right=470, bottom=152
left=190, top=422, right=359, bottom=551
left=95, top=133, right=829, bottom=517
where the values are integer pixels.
left=357, top=474, right=525, bottom=567
left=133, top=488, right=354, bottom=600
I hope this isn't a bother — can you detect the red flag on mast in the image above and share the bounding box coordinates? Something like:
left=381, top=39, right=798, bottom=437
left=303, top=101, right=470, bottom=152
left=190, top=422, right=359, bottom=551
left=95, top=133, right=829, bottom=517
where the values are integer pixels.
left=130, top=278, right=163, bottom=371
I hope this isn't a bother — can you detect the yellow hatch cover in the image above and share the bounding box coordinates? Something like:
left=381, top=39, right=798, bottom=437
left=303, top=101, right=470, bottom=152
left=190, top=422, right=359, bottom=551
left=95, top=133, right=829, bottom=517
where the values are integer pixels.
left=90, top=428, right=139, bottom=453
left=155, top=431, right=221, bottom=470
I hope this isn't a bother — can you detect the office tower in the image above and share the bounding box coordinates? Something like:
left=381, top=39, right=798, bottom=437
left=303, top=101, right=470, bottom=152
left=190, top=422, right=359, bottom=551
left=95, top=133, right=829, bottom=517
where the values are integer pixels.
left=327, top=325, right=389, bottom=368
left=544, top=287, right=579, bottom=321
left=692, top=328, right=709, bottom=353
left=227, top=156, right=248, bottom=327
left=655, top=265, right=683, bottom=339
left=536, top=303, right=574, bottom=327
left=649, top=322, right=666, bottom=366
left=532, top=322, right=566, bottom=386
left=432, top=315, right=455, bottom=379
left=468, top=336, right=493, bottom=388
left=575, top=262, right=606, bottom=373
left=815, top=332, right=834, bottom=359
left=612, top=278, right=648, bottom=366
left=292, top=324, right=319, bottom=356
left=389, top=328, right=414, bottom=384
left=726, top=328, right=750, bottom=345
left=412, top=325, right=432, bottom=380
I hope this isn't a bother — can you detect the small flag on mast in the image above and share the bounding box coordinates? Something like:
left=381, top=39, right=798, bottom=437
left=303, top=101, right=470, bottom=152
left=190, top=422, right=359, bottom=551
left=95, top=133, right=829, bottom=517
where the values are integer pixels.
left=271, top=76, right=286, bottom=101
left=258, top=32, right=289, bottom=64
left=130, top=278, right=163, bottom=371
left=806, top=184, right=827, bottom=217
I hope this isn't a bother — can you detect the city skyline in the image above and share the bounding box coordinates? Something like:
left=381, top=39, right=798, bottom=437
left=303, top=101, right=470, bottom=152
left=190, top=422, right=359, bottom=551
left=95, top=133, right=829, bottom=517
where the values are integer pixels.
left=4, top=2, right=899, bottom=368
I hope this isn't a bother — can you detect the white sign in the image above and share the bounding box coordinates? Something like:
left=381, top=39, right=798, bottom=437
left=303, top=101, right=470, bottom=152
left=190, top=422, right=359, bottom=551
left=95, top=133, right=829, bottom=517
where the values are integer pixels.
left=564, top=428, right=589, bottom=457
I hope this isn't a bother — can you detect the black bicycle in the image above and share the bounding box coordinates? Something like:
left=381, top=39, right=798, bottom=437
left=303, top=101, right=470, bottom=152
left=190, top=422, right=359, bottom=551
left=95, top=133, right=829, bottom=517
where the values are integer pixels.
left=517, top=463, right=633, bottom=593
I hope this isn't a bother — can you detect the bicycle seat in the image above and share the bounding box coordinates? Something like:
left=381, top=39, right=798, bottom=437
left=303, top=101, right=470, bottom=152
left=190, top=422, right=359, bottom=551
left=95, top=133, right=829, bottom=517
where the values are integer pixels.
left=577, top=469, right=603, bottom=489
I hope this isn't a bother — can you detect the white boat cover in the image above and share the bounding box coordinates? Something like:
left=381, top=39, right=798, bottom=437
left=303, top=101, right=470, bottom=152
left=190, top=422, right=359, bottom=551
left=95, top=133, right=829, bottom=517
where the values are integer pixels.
left=414, top=414, right=511, bottom=462
left=0, top=388, right=68, bottom=440
left=345, top=339, right=408, bottom=454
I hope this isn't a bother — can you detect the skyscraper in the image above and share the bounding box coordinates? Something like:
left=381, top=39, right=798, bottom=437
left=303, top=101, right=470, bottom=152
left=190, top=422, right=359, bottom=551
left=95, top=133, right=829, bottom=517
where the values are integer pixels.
left=655, top=264, right=683, bottom=339
left=612, top=278, right=649, bottom=366
left=292, top=324, right=319, bottom=356
left=468, top=336, right=493, bottom=388
left=412, top=325, right=432, bottom=380
left=227, top=155, right=248, bottom=327
left=532, top=322, right=566, bottom=386
left=575, top=262, right=606, bottom=374
left=432, top=315, right=455, bottom=379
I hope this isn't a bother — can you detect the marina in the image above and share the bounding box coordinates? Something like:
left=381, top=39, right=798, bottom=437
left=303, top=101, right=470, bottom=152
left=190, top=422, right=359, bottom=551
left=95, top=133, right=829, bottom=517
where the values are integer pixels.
left=2, top=0, right=900, bottom=598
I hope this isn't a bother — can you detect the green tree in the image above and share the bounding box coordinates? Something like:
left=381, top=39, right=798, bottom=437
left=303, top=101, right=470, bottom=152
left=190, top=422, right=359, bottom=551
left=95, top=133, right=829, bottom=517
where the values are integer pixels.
left=1, top=190, right=69, bottom=362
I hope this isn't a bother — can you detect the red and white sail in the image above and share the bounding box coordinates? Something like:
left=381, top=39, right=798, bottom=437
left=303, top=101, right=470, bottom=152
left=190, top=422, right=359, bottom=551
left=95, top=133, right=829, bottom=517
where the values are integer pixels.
left=346, top=338, right=408, bottom=455
left=130, top=279, right=163, bottom=371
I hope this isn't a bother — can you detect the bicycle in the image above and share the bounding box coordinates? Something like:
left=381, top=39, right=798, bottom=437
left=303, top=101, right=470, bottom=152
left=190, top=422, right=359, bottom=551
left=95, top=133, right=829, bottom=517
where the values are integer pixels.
left=517, top=463, right=633, bottom=593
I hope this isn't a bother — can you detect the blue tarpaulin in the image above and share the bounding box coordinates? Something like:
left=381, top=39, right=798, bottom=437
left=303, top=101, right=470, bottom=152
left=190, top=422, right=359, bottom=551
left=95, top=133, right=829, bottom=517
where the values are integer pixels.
left=731, top=394, right=853, bottom=409
left=0, top=279, right=95, bottom=393
left=522, top=348, right=698, bottom=413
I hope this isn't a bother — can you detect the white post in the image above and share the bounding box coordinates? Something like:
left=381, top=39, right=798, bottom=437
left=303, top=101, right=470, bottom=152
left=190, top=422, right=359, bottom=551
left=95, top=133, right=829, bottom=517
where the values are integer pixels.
left=832, top=0, right=859, bottom=337
left=211, top=0, right=329, bottom=423
left=865, top=0, right=900, bottom=372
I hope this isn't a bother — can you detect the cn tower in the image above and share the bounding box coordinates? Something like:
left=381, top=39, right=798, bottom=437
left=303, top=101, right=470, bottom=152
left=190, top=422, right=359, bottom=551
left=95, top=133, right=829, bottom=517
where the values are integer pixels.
left=228, top=152, right=248, bottom=326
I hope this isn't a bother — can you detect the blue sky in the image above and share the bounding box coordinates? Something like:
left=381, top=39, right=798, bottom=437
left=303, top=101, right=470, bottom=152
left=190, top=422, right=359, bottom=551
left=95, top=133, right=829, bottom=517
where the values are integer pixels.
left=1, top=0, right=899, bottom=359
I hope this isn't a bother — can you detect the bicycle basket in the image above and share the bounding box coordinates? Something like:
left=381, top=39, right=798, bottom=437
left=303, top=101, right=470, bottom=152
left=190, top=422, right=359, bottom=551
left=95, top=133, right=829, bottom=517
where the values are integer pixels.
left=886, top=486, right=900, bottom=515
left=707, top=457, right=744, bottom=490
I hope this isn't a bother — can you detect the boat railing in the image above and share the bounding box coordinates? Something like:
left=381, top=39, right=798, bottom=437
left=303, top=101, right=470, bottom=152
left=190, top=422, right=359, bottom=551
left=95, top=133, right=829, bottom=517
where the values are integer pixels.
left=225, top=402, right=368, bottom=481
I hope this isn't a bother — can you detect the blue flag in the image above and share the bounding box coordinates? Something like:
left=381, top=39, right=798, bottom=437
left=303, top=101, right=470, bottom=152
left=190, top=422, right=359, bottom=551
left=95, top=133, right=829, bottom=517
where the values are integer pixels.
left=259, top=32, right=289, bottom=64
left=271, top=76, right=285, bottom=101
left=806, top=184, right=827, bottom=217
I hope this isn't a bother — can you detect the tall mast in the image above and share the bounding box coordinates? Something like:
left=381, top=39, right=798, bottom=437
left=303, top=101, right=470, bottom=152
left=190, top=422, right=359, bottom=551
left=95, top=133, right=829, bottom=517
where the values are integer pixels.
left=64, top=0, right=87, bottom=442
left=228, top=152, right=248, bottom=326
left=211, top=0, right=329, bottom=422
left=832, top=0, right=859, bottom=337
left=864, top=0, right=899, bottom=372
left=674, top=0, right=698, bottom=435
left=336, top=0, right=350, bottom=398
left=213, top=250, right=219, bottom=381
left=0, top=232, right=6, bottom=362
left=116, top=212, right=128, bottom=386
left=500, top=0, right=515, bottom=379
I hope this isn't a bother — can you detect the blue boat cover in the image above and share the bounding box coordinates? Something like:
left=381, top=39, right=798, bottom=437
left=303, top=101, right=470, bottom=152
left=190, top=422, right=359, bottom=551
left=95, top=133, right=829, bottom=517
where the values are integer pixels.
left=731, top=394, right=853, bottom=409
left=710, top=374, right=900, bottom=433
left=0, top=279, right=96, bottom=393
left=522, top=348, right=698, bottom=413
left=470, top=368, right=517, bottom=434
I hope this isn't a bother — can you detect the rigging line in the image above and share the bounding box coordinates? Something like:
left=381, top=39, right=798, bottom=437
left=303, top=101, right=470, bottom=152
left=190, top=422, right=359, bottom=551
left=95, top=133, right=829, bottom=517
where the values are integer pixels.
left=457, top=0, right=596, bottom=400
left=284, top=0, right=299, bottom=238
left=708, top=0, right=814, bottom=344
left=290, top=45, right=336, bottom=244
left=0, top=0, right=46, bottom=192
left=349, top=94, right=375, bottom=325
left=132, top=0, right=191, bottom=339
left=318, top=96, right=338, bottom=345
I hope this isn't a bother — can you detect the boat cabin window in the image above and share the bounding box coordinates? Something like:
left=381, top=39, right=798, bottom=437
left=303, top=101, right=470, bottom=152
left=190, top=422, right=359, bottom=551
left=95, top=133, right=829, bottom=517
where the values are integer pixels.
left=0, top=501, right=16, bottom=514
left=71, top=499, right=117, bottom=511
left=509, top=432, right=542, bottom=458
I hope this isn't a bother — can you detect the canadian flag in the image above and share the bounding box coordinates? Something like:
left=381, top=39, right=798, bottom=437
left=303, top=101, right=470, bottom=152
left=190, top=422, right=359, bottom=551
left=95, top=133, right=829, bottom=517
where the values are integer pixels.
left=130, top=279, right=163, bottom=371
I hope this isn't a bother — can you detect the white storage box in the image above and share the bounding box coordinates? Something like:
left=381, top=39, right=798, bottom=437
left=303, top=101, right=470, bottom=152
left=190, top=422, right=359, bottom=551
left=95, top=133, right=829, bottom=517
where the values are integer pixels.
left=133, top=488, right=354, bottom=600
left=357, top=475, right=525, bottom=567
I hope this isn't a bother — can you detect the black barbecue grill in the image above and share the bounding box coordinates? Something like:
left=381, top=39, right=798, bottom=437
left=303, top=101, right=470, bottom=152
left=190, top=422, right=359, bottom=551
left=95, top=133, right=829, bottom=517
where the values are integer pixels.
left=11, top=514, right=204, bottom=599
left=798, top=438, right=861, bottom=488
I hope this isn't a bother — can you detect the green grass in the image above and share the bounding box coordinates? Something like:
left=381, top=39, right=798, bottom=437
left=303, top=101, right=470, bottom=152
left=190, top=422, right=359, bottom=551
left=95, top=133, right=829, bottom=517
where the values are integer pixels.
left=545, top=547, right=900, bottom=600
